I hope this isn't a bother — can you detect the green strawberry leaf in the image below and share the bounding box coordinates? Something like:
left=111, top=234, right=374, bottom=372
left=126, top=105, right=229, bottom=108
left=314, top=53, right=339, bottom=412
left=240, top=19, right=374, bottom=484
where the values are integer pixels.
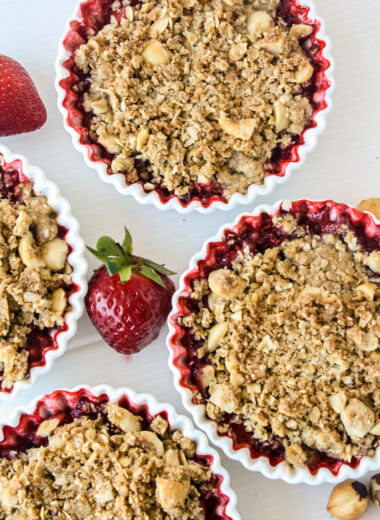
left=119, top=265, right=132, bottom=283
left=97, top=236, right=121, bottom=258
left=86, top=246, right=110, bottom=263
left=106, top=261, right=120, bottom=276
left=122, top=227, right=133, bottom=255
left=139, top=265, right=165, bottom=288
left=143, top=258, right=176, bottom=276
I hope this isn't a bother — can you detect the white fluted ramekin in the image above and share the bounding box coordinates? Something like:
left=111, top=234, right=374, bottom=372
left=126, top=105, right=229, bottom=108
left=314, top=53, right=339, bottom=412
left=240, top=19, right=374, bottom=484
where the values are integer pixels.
left=55, top=0, right=334, bottom=213
left=0, top=384, right=241, bottom=520
left=0, top=145, right=87, bottom=401
left=167, top=199, right=380, bottom=484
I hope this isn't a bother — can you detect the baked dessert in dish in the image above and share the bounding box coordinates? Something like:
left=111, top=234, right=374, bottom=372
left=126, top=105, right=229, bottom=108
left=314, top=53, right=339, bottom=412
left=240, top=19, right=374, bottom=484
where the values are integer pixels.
left=0, top=153, right=74, bottom=392
left=169, top=200, right=380, bottom=474
left=59, top=0, right=331, bottom=208
left=0, top=387, right=236, bottom=519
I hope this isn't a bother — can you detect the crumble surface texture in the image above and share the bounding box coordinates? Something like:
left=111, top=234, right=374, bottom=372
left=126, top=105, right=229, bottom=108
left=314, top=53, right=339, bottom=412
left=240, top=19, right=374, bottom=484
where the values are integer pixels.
left=75, top=0, right=313, bottom=199
left=0, top=165, right=71, bottom=389
left=180, top=217, right=380, bottom=466
left=0, top=403, right=212, bottom=519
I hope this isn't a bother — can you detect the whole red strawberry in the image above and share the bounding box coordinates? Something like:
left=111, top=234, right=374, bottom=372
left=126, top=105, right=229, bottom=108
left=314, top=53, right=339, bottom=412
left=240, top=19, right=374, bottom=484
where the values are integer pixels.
left=0, top=55, right=47, bottom=136
left=85, top=227, right=175, bottom=354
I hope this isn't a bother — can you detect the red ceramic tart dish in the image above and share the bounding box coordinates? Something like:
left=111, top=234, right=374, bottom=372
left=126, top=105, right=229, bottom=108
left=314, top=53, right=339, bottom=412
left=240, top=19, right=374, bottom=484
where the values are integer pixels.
left=169, top=200, right=380, bottom=476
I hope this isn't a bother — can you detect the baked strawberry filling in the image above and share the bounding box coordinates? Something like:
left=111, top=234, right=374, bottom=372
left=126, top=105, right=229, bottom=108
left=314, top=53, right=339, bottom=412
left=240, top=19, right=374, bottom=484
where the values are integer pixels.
left=170, top=200, right=380, bottom=473
left=60, top=0, right=330, bottom=208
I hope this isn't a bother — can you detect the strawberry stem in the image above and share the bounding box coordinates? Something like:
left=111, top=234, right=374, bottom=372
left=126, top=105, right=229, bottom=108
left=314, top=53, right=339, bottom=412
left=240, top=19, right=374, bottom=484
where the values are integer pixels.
left=87, top=226, right=175, bottom=286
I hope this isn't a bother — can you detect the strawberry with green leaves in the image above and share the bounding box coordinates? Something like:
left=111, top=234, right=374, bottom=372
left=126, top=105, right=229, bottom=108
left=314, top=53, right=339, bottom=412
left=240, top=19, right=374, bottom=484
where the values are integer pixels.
left=85, top=227, right=175, bottom=355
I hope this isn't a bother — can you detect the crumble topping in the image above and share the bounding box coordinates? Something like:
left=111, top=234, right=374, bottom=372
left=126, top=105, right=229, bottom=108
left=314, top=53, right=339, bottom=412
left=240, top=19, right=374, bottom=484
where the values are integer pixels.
left=0, top=168, right=71, bottom=389
left=181, top=218, right=380, bottom=467
left=0, top=403, right=212, bottom=519
left=75, top=0, right=314, bottom=199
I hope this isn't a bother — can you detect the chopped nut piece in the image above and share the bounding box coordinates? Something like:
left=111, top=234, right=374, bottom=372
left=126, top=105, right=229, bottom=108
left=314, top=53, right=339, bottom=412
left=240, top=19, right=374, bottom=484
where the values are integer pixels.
left=295, top=62, right=314, bottom=83
left=143, top=40, right=170, bottom=66
left=247, top=11, right=273, bottom=40
left=198, top=364, right=215, bottom=388
left=370, top=474, right=380, bottom=507
left=366, top=251, right=380, bottom=273
left=357, top=198, right=380, bottom=220
left=340, top=399, right=374, bottom=438
left=357, top=332, right=378, bottom=352
left=140, top=430, right=164, bottom=456
left=136, top=127, right=149, bottom=151
left=150, top=16, right=169, bottom=36
left=107, top=403, right=141, bottom=432
left=328, top=392, right=347, bottom=414
left=208, top=322, right=228, bottom=351
left=327, top=480, right=369, bottom=520
left=289, top=23, right=313, bottom=39
left=209, top=383, right=237, bottom=414
left=218, top=115, right=256, bottom=140
left=51, top=288, right=67, bottom=315
left=156, top=477, right=190, bottom=510
left=256, top=29, right=286, bottom=56
left=41, top=238, right=69, bottom=271
left=208, top=269, right=245, bottom=299
left=370, top=422, right=380, bottom=436
left=274, top=100, right=289, bottom=132
left=356, top=283, right=376, bottom=301
left=18, top=232, right=45, bottom=269
left=36, top=418, right=60, bottom=437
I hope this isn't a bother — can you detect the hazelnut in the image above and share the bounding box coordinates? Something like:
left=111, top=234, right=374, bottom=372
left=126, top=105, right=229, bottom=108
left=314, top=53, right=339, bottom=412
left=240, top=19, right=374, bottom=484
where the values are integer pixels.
left=247, top=11, right=273, bottom=40
left=41, top=238, right=69, bottom=271
left=274, top=100, right=289, bottom=132
left=208, top=322, right=228, bottom=351
left=357, top=198, right=380, bottom=220
left=208, top=269, right=245, bottom=299
left=327, top=480, right=369, bottom=520
left=340, top=399, right=374, bottom=438
left=143, top=40, right=170, bottom=66
left=218, top=115, right=256, bottom=140
left=295, top=62, right=314, bottom=84
left=370, top=474, right=380, bottom=507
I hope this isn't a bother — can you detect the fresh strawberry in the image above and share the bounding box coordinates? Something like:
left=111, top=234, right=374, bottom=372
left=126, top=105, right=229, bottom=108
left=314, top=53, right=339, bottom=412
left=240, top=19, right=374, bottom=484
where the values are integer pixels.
left=85, top=227, right=175, bottom=354
left=0, top=55, right=47, bottom=137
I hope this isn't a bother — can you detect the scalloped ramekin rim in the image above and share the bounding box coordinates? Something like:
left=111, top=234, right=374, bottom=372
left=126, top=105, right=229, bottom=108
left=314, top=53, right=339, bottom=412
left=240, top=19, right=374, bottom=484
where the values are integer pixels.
left=0, top=384, right=241, bottom=520
left=166, top=198, right=380, bottom=484
left=0, top=145, right=87, bottom=401
left=55, top=0, right=335, bottom=214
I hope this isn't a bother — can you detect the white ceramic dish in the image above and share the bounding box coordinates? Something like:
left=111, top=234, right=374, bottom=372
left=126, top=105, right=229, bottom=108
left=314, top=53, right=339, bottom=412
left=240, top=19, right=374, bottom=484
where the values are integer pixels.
left=0, top=384, right=241, bottom=520
left=0, top=145, right=87, bottom=401
left=55, top=0, right=335, bottom=214
left=167, top=199, right=380, bottom=484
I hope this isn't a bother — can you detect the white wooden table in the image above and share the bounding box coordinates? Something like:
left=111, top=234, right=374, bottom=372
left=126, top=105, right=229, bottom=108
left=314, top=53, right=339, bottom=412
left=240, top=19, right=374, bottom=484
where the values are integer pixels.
left=1, top=1, right=379, bottom=518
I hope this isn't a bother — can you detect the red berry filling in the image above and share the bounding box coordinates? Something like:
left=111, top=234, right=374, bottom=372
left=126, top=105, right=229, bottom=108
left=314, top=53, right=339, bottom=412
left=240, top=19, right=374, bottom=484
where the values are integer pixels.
left=0, top=388, right=233, bottom=519
left=170, top=200, right=380, bottom=475
left=60, top=0, right=331, bottom=208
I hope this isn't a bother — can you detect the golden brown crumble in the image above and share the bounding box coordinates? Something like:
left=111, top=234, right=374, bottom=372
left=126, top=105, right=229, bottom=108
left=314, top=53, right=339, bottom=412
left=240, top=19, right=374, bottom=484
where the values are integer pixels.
left=0, top=180, right=71, bottom=389
left=181, top=219, right=380, bottom=466
left=75, top=0, right=313, bottom=199
left=0, top=403, right=212, bottom=519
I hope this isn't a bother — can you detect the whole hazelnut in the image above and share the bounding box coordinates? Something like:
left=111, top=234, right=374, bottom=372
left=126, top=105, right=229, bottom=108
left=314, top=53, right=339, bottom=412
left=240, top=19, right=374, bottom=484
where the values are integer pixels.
left=327, top=480, right=369, bottom=520
left=370, top=473, right=380, bottom=507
